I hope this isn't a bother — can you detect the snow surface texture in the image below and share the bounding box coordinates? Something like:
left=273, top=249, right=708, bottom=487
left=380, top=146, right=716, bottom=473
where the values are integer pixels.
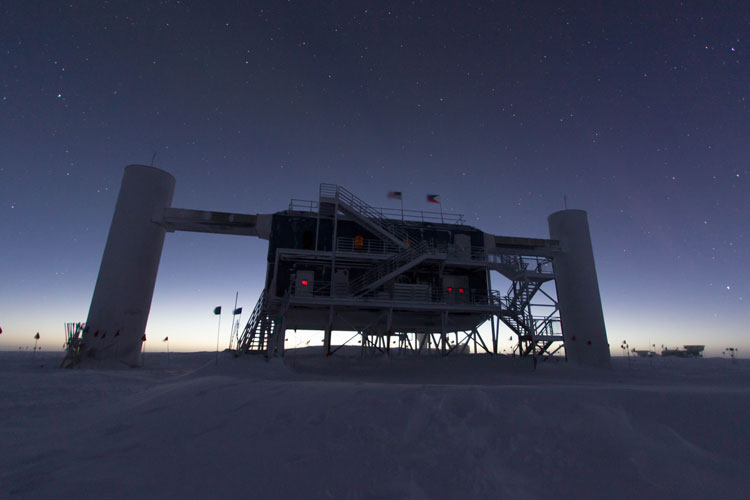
left=2, top=350, right=749, bottom=499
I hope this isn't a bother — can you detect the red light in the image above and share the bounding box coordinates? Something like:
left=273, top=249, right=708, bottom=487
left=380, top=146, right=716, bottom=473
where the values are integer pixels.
left=301, top=280, right=309, bottom=286
left=447, top=287, right=453, bottom=293
left=458, top=288, right=465, bottom=294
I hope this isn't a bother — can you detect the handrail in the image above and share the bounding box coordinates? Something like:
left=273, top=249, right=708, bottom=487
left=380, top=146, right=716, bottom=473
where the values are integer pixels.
left=288, top=199, right=318, bottom=212
left=289, top=280, right=511, bottom=308
left=236, top=289, right=266, bottom=353
left=293, top=196, right=466, bottom=225
left=336, top=236, right=402, bottom=255
left=349, top=241, right=430, bottom=295
left=320, top=184, right=412, bottom=246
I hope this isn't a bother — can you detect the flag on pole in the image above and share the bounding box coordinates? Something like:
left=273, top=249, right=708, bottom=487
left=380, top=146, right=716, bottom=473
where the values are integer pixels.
left=34, top=332, right=40, bottom=340
left=163, top=337, right=169, bottom=342
left=233, top=307, right=243, bottom=315
left=426, top=194, right=440, bottom=203
left=213, top=306, right=222, bottom=315
left=387, top=191, right=403, bottom=200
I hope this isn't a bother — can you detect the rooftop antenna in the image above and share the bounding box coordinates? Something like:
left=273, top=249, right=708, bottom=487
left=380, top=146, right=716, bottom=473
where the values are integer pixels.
left=150, top=151, right=158, bottom=167
left=563, top=195, right=568, bottom=210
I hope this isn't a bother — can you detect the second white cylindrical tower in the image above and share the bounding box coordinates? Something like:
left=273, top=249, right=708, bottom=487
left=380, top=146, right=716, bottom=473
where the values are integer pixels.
left=548, top=209, right=610, bottom=367
left=81, top=165, right=175, bottom=366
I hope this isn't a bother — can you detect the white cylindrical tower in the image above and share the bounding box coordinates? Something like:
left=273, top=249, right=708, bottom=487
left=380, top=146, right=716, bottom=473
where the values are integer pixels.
left=80, top=165, right=175, bottom=366
left=548, top=210, right=610, bottom=367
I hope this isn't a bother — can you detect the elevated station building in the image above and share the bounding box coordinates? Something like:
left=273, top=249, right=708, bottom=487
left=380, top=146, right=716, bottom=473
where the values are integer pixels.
left=65, top=165, right=611, bottom=367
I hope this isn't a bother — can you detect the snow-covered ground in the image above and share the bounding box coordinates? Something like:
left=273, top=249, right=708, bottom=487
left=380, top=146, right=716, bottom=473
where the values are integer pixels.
left=2, top=350, right=749, bottom=499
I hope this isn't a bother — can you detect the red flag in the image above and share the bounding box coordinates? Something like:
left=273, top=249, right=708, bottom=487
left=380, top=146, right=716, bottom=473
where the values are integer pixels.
left=34, top=332, right=40, bottom=340
left=163, top=337, right=169, bottom=342
left=93, top=330, right=99, bottom=337
left=387, top=191, right=402, bottom=200
left=141, top=335, right=147, bottom=341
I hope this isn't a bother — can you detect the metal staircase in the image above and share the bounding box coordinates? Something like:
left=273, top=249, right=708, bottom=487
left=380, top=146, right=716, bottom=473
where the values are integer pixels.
left=235, top=288, right=292, bottom=356
left=509, top=280, right=542, bottom=312
left=319, top=184, right=411, bottom=249
left=499, top=280, right=542, bottom=339
left=500, top=277, right=564, bottom=356
left=236, top=290, right=275, bottom=354
left=317, top=184, right=449, bottom=297
left=349, top=241, right=437, bottom=296
left=487, top=253, right=559, bottom=355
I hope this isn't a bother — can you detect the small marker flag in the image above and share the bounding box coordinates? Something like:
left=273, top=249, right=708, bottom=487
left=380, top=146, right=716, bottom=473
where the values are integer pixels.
left=213, top=306, right=222, bottom=315
left=426, top=194, right=440, bottom=203
left=387, top=191, right=402, bottom=200
left=163, top=337, right=169, bottom=342
left=34, top=332, right=40, bottom=340
left=233, top=307, right=243, bottom=315
left=141, top=335, right=147, bottom=341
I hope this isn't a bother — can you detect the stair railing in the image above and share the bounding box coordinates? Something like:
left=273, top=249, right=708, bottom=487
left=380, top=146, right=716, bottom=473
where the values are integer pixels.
left=320, top=184, right=412, bottom=245
left=236, top=289, right=267, bottom=353
left=349, top=241, right=430, bottom=295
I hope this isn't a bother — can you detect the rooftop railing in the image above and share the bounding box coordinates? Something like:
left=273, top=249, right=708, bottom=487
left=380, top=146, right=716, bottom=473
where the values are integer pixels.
left=288, top=198, right=466, bottom=225
left=333, top=237, right=553, bottom=272
left=289, top=280, right=510, bottom=308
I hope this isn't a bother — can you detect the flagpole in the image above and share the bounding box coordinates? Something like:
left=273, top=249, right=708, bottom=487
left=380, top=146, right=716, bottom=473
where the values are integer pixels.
left=400, top=197, right=404, bottom=221
left=234, top=312, right=242, bottom=349
left=215, top=309, right=222, bottom=366
left=427, top=194, right=443, bottom=222
left=231, top=291, right=238, bottom=349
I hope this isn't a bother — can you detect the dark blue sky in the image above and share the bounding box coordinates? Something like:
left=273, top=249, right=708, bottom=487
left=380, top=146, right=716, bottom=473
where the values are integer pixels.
left=2, top=1, right=747, bottom=354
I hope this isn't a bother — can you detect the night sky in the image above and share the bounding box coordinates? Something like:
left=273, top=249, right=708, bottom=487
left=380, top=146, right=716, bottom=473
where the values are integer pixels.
left=2, top=1, right=748, bottom=355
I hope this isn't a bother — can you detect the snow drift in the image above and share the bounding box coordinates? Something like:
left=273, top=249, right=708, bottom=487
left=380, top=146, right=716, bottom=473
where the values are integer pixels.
left=1, top=351, right=748, bottom=499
